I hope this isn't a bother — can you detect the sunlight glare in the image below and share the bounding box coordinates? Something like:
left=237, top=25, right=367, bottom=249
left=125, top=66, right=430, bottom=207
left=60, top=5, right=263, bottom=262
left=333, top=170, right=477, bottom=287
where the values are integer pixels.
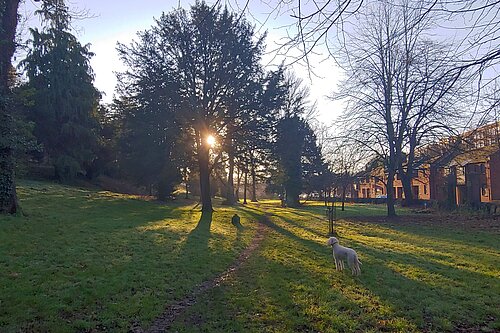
left=206, top=135, right=216, bottom=147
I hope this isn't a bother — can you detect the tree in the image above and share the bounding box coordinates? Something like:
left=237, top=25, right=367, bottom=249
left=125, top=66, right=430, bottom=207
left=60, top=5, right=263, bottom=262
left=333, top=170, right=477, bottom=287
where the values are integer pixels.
left=269, top=1, right=499, bottom=78
left=0, top=0, right=21, bottom=214
left=129, top=2, right=265, bottom=214
left=21, top=0, right=100, bottom=181
left=114, top=23, right=190, bottom=199
left=276, top=115, right=306, bottom=207
left=221, top=66, right=267, bottom=205
left=395, top=38, right=466, bottom=206
left=270, top=73, right=325, bottom=207
left=329, top=140, right=367, bottom=211
left=301, top=123, right=330, bottom=198
left=335, top=0, right=467, bottom=215
left=228, top=68, right=288, bottom=204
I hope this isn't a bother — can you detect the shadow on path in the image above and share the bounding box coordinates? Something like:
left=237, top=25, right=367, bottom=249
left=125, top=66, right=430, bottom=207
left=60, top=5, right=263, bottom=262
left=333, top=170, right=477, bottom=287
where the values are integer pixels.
left=131, top=212, right=268, bottom=333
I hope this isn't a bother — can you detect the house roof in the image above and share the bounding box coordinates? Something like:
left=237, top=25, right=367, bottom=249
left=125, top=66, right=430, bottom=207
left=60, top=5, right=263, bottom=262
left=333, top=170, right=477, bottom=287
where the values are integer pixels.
left=448, top=145, right=500, bottom=167
left=415, top=120, right=500, bottom=167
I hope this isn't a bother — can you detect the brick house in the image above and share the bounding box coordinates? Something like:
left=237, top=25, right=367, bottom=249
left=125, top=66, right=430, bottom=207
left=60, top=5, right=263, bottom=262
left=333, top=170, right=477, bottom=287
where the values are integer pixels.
left=356, top=167, right=387, bottom=198
left=355, top=166, right=431, bottom=200
left=392, top=167, right=431, bottom=200
left=445, top=146, right=500, bottom=206
left=426, top=121, right=500, bottom=207
left=353, top=121, right=500, bottom=206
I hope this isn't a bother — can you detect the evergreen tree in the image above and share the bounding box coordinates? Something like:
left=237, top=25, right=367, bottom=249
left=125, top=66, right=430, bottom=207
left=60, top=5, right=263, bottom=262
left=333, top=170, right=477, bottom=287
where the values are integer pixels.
left=116, top=2, right=265, bottom=213
left=21, top=0, right=100, bottom=181
left=276, top=115, right=306, bottom=207
left=302, top=124, right=330, bottom=196
left=224, top=68, right=286, bottom=204
left=272, top=74, right=320, bottom=207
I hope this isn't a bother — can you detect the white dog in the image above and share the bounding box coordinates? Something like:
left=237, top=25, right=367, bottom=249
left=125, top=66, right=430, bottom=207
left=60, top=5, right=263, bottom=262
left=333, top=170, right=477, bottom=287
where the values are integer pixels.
left=327, top=237, right=362, bottom=276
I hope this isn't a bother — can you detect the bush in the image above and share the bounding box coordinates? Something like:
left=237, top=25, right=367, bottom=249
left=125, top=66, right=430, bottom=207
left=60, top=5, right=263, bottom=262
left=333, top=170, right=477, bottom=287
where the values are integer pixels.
left=55, top=155, right=82, bottom=182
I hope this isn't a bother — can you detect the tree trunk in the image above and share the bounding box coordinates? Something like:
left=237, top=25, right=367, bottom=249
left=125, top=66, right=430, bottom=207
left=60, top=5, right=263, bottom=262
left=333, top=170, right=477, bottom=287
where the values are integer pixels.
left=400, top=137, right=417, bottom=206
left=341, top=185, right=346, bottom=211
left=0, top=0, right=21, bottom=215
left=250, top=155, right=257, bottom=202
left=243, top=170, right=248, bottom=204
left=386, top=168, right=397, bottom=217
left=235, top=166, right=241, bottom=201
left=400, top=168, right=414, bottom=206
left=285, top=186, right=300, bottom=207
left=225, top=134, right=236, bottom=205
left=198, top=141, right=213, bottom=213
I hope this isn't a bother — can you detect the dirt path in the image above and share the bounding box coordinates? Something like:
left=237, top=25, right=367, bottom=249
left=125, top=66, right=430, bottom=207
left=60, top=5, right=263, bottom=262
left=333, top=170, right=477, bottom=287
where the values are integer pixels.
left=130, top=217, right=269, bottom=333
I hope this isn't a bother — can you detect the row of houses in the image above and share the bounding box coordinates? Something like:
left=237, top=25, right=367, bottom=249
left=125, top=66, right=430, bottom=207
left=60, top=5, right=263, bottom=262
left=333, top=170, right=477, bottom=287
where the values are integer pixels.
left=353, top=121, right=500, bottom=207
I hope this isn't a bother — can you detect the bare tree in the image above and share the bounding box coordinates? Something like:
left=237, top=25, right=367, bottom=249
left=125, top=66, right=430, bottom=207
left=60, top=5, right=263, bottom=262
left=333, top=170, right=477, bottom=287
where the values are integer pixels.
left=328, top=139, right=368, bottom=210
left=332, top=0, right=469, bottom=214
left=393, top=36, right=470, bottom=205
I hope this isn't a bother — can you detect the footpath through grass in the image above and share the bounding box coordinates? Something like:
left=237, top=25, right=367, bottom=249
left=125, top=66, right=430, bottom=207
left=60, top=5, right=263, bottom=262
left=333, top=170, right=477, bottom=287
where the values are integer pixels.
left=169, top=201, right=500, bottom=332
left=0, top=181, right=258, bottom=332
left=1, top=184, right=499, bottom=332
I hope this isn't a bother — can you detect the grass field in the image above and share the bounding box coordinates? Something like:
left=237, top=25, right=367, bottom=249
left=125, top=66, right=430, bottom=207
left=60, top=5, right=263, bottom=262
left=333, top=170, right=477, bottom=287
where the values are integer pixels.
left=0, top=181, right=258, bottom=332
left=1, top=181, right=499, bottom=332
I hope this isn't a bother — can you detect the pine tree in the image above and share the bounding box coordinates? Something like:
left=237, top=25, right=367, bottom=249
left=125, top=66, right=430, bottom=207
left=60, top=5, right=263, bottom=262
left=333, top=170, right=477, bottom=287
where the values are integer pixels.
left=21, top=0, right=100, bottom=181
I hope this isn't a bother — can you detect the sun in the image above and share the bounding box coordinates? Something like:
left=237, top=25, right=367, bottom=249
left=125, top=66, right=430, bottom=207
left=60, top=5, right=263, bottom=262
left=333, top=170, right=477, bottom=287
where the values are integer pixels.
left=206, top=135, right=216, bottom=147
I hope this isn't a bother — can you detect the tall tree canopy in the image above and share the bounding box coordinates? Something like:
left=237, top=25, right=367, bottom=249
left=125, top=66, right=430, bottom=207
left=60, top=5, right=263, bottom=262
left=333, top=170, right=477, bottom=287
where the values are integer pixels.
left=336, top=0, right=465, bottom=215
left=21, top=0, right=100, bottom=181
left=271, top=74, right=326, bottom=207
left=116, top=1, right=265, bottom=212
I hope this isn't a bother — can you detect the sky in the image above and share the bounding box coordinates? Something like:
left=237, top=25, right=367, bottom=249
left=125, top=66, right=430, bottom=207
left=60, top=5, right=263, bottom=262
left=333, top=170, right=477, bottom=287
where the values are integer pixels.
left=18, top=0, right=345, bottom=125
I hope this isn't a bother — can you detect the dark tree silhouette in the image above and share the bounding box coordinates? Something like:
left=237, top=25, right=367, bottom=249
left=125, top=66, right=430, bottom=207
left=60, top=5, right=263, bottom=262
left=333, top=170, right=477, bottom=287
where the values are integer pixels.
left=0, top=0, right=21, bottom=214
left=21, top=0, right=100, bottom=181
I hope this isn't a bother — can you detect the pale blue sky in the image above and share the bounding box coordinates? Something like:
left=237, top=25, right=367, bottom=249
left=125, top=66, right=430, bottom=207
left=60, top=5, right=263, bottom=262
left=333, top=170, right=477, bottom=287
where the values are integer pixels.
left=18, top=0, right=344, bottom=124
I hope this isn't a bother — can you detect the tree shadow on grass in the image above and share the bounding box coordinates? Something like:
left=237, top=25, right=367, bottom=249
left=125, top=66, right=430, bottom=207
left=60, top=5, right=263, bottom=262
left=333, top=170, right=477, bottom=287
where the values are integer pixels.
left=179, top=210, right=213, bottom=260
left=352, top=242, right=500, bottom=330
left=252, top=214, right=499, bottom=331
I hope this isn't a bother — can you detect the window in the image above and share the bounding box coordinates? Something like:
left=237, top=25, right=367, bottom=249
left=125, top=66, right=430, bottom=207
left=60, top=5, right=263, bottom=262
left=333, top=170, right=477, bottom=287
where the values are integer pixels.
left=481, top=185, right=488, bottom=196
left=480, top=164, right=486, bottom=174
left=397, top=187, right=403, bottom=199
left=412, top=186, right=419, bottom=197
left=424, top=185, right=427, bottom=195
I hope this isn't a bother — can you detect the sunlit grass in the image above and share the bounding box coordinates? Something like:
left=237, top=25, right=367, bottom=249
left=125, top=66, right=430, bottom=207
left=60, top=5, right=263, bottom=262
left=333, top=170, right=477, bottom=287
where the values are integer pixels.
left=170, top=201, right=500, bottom=332
left=1, top=187, right=498, bottom=332
left=0, top=181, right=258, bottom=332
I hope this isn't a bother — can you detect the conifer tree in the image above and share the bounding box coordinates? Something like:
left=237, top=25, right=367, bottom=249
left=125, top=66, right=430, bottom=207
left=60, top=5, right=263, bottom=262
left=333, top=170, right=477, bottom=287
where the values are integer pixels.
left=21, top=0, right=100, bottom=181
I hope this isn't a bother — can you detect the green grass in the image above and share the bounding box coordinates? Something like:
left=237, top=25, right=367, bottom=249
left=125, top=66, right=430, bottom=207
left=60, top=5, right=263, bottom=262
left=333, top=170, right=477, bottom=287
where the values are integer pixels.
left=0, top=181, right=258, bottom=332
left=1, top=183, right=499, bottom=332
left=299, top=199, right=412, bottom=218
left=169, top=202, right=500, bottom=332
